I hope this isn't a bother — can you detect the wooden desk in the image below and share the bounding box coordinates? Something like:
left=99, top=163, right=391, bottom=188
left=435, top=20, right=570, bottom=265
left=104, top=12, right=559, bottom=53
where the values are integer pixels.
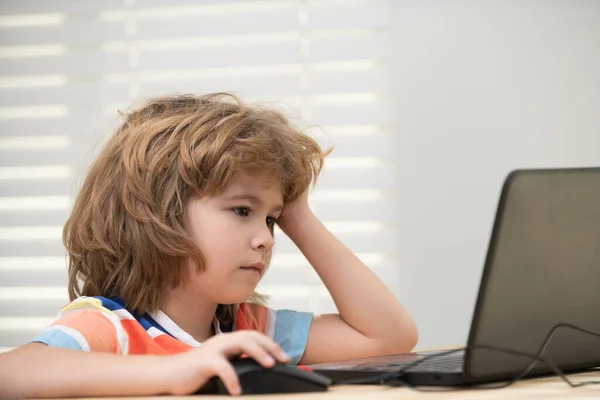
left=73, top=370, right=598, bottom=400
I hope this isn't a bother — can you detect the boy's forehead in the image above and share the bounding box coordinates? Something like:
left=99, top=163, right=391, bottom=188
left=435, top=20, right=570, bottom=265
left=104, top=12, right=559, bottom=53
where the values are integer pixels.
left=222, top=173, right=284, bottom=199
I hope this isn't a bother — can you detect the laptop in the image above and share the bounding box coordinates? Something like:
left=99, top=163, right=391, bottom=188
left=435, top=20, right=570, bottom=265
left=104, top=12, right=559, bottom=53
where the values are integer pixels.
left=309, top=168, right=600, bottom=386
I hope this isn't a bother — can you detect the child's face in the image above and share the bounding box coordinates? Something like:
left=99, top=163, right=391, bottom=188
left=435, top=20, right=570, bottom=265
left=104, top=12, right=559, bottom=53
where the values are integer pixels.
left=184, top=172, right=284, bottom=304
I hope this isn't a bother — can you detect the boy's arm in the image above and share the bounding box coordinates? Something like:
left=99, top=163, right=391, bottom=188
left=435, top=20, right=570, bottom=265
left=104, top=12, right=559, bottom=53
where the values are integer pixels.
left=0, top=343, right=172, bottom=398
left=278, top=193, right=419, bottom=364
left=0, top=331, right=290, bottom=398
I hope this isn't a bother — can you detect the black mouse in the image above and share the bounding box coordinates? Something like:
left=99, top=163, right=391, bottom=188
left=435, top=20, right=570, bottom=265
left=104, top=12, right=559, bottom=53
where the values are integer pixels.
left=195, top=357, right=332, bottom=395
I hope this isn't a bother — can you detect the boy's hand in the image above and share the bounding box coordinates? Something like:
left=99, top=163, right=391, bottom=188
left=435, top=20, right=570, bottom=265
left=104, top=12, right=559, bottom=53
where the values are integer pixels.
left=277, top=189, right=313, bottom=233
left=162, top=331, right=290, bottom=396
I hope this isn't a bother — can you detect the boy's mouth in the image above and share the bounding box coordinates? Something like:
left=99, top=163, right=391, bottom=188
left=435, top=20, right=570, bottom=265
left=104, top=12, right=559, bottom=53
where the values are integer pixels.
left=240, top=261, right=265, bottom=274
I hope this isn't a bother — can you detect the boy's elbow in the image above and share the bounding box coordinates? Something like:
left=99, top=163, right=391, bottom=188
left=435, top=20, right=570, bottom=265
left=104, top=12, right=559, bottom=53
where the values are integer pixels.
left=404, top=323, right=419, bottom=352
left=389, top=319, right=419, bottom=354
left=372, top=320, right=419, bottom=356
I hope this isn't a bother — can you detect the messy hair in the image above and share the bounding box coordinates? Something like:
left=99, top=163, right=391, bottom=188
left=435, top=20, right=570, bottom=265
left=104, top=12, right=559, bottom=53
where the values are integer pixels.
left=64, top=93, right=327, bottom=321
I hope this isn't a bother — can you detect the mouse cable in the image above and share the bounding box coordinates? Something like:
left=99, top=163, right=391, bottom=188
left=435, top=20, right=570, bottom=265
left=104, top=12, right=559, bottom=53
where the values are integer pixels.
left=333, top=322, right=600, bottom=391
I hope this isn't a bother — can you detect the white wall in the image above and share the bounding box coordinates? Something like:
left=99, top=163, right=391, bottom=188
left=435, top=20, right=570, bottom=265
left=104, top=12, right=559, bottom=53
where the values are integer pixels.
left=390, top=0, right=600, bottom=349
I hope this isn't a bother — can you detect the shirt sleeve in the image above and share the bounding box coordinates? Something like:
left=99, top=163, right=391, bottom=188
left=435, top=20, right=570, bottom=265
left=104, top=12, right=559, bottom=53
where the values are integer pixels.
left=235, top=303, right=313, bottom=364
left=30, top=297, right=128, bottom=354
left=271, top=309, right=314, bottom=365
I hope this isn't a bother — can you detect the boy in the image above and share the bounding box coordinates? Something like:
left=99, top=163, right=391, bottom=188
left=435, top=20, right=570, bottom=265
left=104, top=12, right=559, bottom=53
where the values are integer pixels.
left=0, top=93, right=418, bottom=397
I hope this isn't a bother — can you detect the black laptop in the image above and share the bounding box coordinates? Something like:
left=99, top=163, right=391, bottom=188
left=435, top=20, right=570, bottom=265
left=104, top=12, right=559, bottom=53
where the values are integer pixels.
left=310, top=168, right=600, bottom=386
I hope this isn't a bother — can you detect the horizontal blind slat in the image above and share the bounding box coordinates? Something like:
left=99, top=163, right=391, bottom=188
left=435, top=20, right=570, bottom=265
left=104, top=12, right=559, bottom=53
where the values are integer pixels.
left=134, top=10, right=299, bottom=38
left=312, top=33, right=389, bottom=62
left=317, top=132, right=394, bottom=157
left=0, top=240, right=65, bottom=256
left=0, top=330, right=46, bottom=347
left=272, top=230, right=396, bottom=254
left=0, top=0, right=124, bottom=14
left=0, top=83, right=130, bottom=107
left=132, top=0, right=286, bottom=9
left=0, top=209, right=70, bottom=226
left=0, top=181, right=76, bottom=197
left=313, top=196, right=397, bottom=222
left=138, top=74, right=303, bottom=99
left=312, top=100, right=392, bottom=125
left=0, top=269, right=68, bottom=287
left=308, top=0, right=388, bottom=30
left=312, top=67, right=389, bottom=94
left=137, top=42, right=301, bottom=70
left=0, top=146, right=99, bottom=167
left=0, top=116, right=119, bottom=137
left=0, top=51, right=130, bottom=76
left=0, top=298, right=66, bottom=317
left=0, top=21, right=127, bottom=46
left=319, top=163, right=394, bottom=189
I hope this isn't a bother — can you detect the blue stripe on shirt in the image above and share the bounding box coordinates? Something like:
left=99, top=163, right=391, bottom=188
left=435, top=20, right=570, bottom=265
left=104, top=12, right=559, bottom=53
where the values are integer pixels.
left=95, top=295, right=170, bottom=336
left=31, top=328, right=84, bottom=351
left=273, top=309, right=313, bottom=364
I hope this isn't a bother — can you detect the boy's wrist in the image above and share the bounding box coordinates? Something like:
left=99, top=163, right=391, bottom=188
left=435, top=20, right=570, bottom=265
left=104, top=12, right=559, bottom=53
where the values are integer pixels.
left=278, top=206, right=315, bottom=233
left=142, top=355, right=181, bottom=395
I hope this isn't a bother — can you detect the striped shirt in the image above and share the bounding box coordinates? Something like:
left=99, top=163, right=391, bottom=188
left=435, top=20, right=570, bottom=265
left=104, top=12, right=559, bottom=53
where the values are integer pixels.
left=32, top=296, right=313, bottom=364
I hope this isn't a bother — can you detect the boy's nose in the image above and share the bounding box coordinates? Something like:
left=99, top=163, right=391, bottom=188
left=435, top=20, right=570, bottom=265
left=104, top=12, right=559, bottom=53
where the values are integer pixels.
left=251, top=225, right=275, bottom=251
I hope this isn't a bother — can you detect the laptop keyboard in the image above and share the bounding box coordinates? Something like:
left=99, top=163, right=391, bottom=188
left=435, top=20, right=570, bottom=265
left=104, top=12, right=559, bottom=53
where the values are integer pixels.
left=358, top=354, right=465, bottom=373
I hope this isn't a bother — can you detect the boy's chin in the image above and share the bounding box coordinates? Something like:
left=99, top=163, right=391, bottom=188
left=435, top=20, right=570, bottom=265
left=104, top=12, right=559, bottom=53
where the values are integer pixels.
left=217, top=287, right=257, bottom=305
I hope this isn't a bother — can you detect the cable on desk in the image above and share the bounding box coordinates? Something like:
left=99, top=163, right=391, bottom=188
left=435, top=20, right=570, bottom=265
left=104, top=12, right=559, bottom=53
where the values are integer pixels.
left=333, top=322, right=600, bottom=391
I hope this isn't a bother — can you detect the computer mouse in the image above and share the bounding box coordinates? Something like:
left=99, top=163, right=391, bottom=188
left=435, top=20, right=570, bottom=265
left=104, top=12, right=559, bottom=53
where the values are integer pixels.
left=195, top=357, right=332, bottom=395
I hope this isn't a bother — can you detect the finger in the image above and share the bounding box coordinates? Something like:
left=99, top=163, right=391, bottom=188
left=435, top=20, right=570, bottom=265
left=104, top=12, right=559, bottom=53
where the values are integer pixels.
left=212, top=358, right=241, bottom=396
left=246, top=331, right=291, bottom=363
left=235, top=341, right=276, bottom=368
left=216, top=334, right=275, bottom=366
left=215, top=331, right=290, bottom=363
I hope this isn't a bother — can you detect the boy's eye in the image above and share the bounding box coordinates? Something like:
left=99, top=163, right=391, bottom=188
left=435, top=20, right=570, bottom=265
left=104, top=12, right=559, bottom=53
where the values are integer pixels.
left=266, top=216, right=277, bottom=228
left=233, top=207, right=250, bottom=217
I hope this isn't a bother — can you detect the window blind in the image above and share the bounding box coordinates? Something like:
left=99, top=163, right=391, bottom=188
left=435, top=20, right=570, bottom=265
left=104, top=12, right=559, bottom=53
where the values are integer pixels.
left=0, top=0, right=397, bottom=352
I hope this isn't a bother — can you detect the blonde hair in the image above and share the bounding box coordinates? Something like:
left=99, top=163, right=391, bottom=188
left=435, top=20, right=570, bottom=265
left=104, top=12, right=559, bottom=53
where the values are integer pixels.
left=64, top=93, right=327, bottom=321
